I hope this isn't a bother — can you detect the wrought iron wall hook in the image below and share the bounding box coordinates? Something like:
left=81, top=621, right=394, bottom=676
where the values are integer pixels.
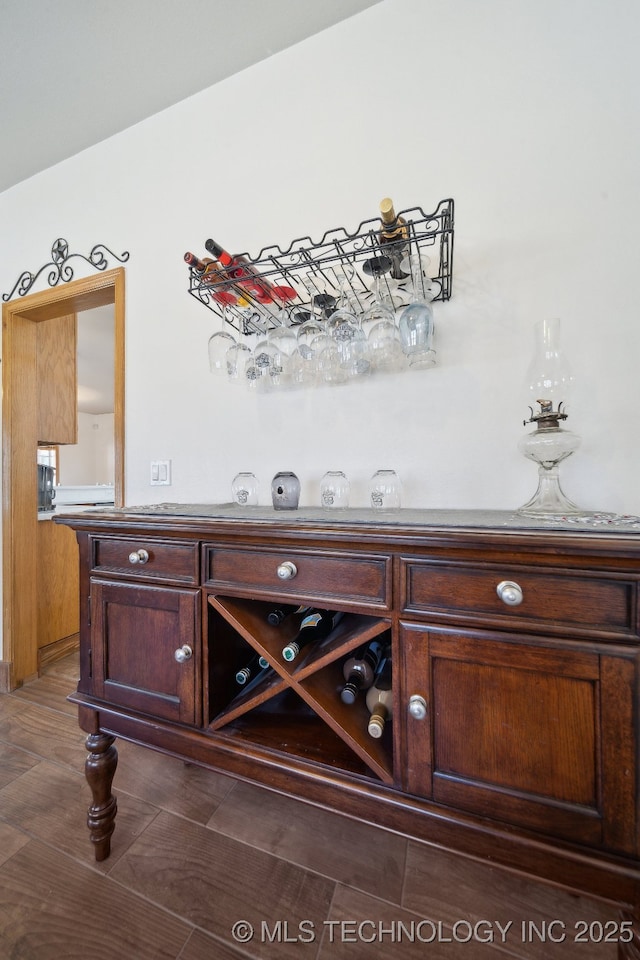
left=2, top=238, right=130, bottom=301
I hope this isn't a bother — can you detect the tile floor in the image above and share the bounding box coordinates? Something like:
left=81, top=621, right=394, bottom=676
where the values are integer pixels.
left=0, top=653, right=623, bottom=959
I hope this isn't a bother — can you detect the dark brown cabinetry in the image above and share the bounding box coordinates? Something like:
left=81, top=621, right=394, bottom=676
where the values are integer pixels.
left=399, top=623, right=637, bottom=852
left=90, top=579, right=200, bottom=724
left=57, top=507, right=640, bottom=953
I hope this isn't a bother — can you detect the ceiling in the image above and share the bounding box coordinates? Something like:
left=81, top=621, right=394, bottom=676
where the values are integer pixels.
left=0, top=0, right=382, bottom=194
left=2, top=0, right=382, bottom=414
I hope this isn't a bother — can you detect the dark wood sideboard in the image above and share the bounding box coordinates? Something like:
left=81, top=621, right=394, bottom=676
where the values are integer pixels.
left=56, top=505, right=640, bottom=956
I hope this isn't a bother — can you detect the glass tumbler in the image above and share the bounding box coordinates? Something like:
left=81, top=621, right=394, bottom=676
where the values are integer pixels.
left=320, top=471, right=350, bottom=509
left=232, top=472, right=258, bottom=506
left=370, top=469, right=401, bottom=510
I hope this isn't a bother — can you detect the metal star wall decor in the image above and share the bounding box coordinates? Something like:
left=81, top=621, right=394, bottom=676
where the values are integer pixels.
left=2, top=238, right=130, bottom=301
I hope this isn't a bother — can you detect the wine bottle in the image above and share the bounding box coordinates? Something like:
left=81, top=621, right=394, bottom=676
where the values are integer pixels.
left=340, top=638, right=385, bottom=704
left=184, top=251, right=224, bottom=283
left=184, top=251, right=239, bottom=306
left=205, top=238, right=276, bottom=304
left=282, top=609, right=344, bottom=662
left=378, top=197, right=409, bottom=279
left=235, top=652, right=270, bottom=685
left=266, top=603, right=308, bottom=626
left=184, top=251, right=211, bottom=273
left=365, top=655, right=393, bottom=738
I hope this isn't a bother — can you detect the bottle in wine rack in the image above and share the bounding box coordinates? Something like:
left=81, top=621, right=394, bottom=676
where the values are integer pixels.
left=184, top=252, right=224, bottom=283
left=365, top=655, right=392, bottom=738
left=205, top=238, right=276, bottom=304
left=340, top=638, right=385, bottom=704
left=281, top=610, right=344, bottom=663
left=266, top=603, right=309, bottom=626
left=235, top=652, right=270, bottom=685
left=378, top=197, right=409, bottom=279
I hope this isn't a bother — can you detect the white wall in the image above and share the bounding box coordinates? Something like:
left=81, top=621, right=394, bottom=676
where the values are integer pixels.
left=1, top=0, right=638, bottom=551
left=57, top=413, right=115, bottom=486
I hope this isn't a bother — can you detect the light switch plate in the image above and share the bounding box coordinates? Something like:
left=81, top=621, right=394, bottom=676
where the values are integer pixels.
left=150, top=460, right=171, bottom=485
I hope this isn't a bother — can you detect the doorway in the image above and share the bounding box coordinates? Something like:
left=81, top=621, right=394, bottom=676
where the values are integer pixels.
left=1, top=268, right=125, bottom=690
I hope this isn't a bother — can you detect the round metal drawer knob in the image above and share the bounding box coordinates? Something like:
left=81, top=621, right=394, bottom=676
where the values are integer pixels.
left=128, top=549, right=149, bottom=565
left=174, top=645, right=193, bottom=663
left=408, top=695, right=428, bottom=721
left=276, top=561, right=298, bottom=580
left=496, top=580, right=524, bottom=606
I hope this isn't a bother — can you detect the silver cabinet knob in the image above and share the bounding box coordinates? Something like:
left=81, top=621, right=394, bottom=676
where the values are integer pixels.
left=128, top=549, right=149, bottom=565
left=408, top=695, right=427, bottom=720
left=174, top=645, right=193, bottom=663
left=277, top=561, right=298, bottom=580
left=496, top=580, right=524, bottom=606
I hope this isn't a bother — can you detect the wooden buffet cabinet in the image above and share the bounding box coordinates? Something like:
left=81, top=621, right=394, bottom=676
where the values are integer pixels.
left=57, top=505, right=640, bottom=953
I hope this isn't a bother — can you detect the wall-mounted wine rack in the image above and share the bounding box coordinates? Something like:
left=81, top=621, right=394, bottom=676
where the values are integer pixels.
left=187, top=199, right=454, bottom=336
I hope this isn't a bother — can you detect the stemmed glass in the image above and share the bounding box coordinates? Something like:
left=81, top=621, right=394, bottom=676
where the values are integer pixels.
left=362, top=257, right=405, bottom=373
left=208, top=305, right=237, bottom=376
left=322, top=263, right=371, bottom=378
left=397, top=253, right=436, bottom=369
left=293, top=278, right=334, bottom=381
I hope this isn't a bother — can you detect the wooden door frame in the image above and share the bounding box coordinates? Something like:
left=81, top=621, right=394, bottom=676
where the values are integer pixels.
left=1, top=268, right=125, bottom=690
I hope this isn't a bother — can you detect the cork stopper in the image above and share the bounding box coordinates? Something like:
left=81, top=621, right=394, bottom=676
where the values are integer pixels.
left=367, top=704, right=388, bottom=738
left=379, top=197, right=397, bottom=225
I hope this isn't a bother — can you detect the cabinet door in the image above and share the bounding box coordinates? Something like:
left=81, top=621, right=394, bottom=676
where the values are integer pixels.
left=91, top=579, right=200, bottom=724
left=400, top=623, right=638, bottom=855
left=36, top=313, right=77, bottom=444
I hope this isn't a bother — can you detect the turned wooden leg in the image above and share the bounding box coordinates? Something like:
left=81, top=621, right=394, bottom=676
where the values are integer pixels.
left=84, top=731, right=118, bottom=862
left=619, top=909, right=640, bottom=960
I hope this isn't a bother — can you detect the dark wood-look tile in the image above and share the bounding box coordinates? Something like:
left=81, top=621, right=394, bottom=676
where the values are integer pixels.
left=0, top=759, right=161, bottom=870
left=0, top=691, right=30, bottom=721
left=403, top=841, right=618, bottom=959
left=317, top=884, right=500, bottom=959
left=179, top=929, right=258, bottom=960
left=0, top=839, right=191, bottom=960
left=11, top=672, right=78, bottom=716
left=0, top=822, right=30, bottom=867
left=114, top=738, right=236, bottom=823
left=110, top=809, right=333, bottom=958
left=0, top=700, right=86, bottom=769
left=38, top=651, right=79, bottom=681
left=0, top=739, right=40, bottom=788
left=208, top=780, right=407, bottom=902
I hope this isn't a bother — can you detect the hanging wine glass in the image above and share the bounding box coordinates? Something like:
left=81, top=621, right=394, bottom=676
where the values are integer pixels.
left=326, top=263, right=358, bottom=339
left=397, top=253, right=436, bottom=369
left=268, top=305, right=298, bottom=365
left=296, top=276, right=331, bottom=360
left=253, top=334, right=280, bottom=387
left=208, top=305, right=237, bottom=376
left=325, top=263, right=371, bottom=378
left=226, top=340, right=253, bottom=382
left=360, top=256, right=397, bottom=339
left=361, top=257, right=404, bottom=372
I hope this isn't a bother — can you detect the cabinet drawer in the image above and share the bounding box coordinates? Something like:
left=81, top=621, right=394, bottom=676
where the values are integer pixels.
left=203, top=545, right=391, bottom=610
left=401, top=559, right=638, bottom=640
left=91, top=536, right=199, bottom=584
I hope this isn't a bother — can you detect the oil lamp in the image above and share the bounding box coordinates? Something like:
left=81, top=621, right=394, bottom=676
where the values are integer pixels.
left=517, top=318, right=583, bottom=518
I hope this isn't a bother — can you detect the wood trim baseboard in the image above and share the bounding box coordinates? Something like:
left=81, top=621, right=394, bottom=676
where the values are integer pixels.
left=38, top=633, right=79, bottom=670
left=0, top=659, right=14, bottom=693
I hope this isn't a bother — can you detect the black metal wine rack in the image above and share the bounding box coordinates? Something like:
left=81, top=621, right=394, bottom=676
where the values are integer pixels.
left=187, top=198, right=454, bottom=335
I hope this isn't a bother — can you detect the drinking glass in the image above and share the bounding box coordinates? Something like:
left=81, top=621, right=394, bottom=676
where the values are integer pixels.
left=326, top=263, right=371, bottom=378
left=370, top=469, right=401, bottom=510
left=320, top=471, right=350, bottom=509
left=398, top=253, right=436, bottom=369
left=232, top=472, right=258, bottom=505
left=207, top=306, right=237, bottom=376
left=225, top=340, right=253, bottom=381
